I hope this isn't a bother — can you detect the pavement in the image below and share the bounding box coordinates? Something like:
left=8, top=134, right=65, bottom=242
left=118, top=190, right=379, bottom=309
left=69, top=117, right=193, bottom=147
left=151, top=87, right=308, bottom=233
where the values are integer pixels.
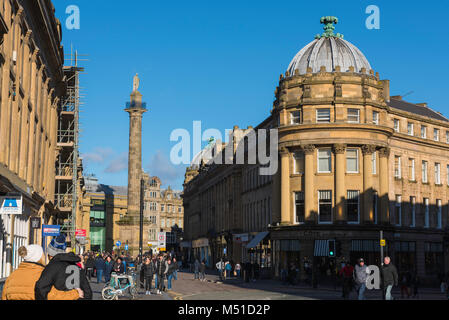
left=89, top=270, right=448, bottom=300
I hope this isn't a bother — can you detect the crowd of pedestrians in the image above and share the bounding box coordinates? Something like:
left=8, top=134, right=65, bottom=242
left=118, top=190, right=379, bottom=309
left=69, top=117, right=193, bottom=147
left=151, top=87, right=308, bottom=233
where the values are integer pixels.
left=1, top=234, right=92, bottom=300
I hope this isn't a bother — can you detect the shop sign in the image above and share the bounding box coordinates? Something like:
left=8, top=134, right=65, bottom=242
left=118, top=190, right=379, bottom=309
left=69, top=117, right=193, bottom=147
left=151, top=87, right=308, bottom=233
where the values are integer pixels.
left=42, top=225, right=60, bottom=237
left=75, top=229, right=86, bottom=238
left=0, top=194, right=23, bottom=215
left=192, top=238, right=209, bottom=248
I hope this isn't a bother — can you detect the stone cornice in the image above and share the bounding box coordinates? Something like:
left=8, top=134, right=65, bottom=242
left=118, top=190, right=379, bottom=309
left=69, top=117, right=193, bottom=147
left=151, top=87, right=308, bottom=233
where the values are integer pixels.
left=278, top=123, right=394, bottom=137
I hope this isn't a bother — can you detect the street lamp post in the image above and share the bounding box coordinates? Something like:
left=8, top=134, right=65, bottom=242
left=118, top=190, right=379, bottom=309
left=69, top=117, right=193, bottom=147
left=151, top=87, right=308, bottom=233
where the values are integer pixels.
left=139, top=178, right=144, bottom=264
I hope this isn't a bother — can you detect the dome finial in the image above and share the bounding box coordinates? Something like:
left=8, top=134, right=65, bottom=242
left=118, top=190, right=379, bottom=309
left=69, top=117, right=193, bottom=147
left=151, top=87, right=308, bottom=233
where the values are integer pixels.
left=318, top=16, right=343, bottom=39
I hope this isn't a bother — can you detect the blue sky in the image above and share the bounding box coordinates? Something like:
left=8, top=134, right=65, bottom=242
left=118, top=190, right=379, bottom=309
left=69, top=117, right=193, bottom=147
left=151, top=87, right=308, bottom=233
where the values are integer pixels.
left=53, top=0, right=449, bottom=190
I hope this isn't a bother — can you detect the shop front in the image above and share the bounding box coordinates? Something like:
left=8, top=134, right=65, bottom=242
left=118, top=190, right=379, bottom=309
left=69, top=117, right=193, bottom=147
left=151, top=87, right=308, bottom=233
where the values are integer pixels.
left=246, top=232, right=272, bottom=279
left=192, top=238, right=211, bottom=267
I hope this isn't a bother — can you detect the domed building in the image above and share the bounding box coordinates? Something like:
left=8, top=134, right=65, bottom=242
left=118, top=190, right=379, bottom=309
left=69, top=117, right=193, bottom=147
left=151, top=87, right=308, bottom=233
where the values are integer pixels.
left=182, top=17, right=449, bottom=284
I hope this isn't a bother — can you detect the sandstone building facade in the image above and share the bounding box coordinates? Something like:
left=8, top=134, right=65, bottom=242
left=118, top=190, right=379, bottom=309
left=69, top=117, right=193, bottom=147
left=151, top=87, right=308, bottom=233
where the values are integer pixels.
left=183, top=17, right=449, bottom=283
left=0, top=0, right=66, bottom=281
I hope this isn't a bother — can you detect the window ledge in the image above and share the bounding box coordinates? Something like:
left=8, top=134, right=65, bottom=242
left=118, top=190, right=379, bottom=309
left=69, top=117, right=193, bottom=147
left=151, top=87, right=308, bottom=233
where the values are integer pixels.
left=435, top=184, right=443, bottom=187
left=422, top=182, right=429, bottom=185
left=394, top=177, right=403, bottom=181
left=409, top=180, right=417, bottom=183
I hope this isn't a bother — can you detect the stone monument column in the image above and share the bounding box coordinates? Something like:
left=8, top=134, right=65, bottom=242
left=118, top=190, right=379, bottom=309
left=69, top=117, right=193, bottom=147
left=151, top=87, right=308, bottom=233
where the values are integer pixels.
left=118, top=74, right=148, bottom=256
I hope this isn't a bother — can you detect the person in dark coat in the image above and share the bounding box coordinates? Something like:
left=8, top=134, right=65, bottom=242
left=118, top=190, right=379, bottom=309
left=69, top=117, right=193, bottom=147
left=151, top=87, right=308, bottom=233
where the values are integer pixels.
left=104, top=256, right=114, bottom=283
left=167, top=259, right=176, bottom=290
left=35, top=235, right=92, bottom=300
left=113, top=257, right=125, bottom=274
left=155, top=255, right=168, bottom=294
left=94, top=254, right=106, bottom=283
left=142, top=257, right=155, bottom=295
left=381, top=256, right=398, bottom=300
left=84, top=254, right=95, bottom=281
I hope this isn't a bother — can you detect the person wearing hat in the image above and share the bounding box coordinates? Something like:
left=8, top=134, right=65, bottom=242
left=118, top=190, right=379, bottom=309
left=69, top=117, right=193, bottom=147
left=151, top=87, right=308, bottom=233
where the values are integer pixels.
left=34, top=234, right=92, bottom=300
left=353, top=258, right=370, bottom=300
left=1, top=244, right=81, bottom=300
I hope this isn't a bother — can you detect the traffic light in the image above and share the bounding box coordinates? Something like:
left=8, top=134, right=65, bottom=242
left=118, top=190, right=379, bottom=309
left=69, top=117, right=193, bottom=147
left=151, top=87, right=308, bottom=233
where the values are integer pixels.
left=328, top=240, right=336, bottom=258
left=336, top=240, right=342, bottom=257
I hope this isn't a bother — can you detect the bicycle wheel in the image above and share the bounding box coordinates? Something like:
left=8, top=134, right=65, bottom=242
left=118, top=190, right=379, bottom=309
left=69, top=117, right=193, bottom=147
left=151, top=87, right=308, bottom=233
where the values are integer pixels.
left=102, top=286, right=117, bottom=300
left=130, top=286, right=138, bottom=300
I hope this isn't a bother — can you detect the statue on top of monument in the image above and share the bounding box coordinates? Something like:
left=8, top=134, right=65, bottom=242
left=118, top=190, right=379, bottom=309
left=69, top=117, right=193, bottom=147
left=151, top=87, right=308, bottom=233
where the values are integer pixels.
left=133, top=73, right=140, bottom=92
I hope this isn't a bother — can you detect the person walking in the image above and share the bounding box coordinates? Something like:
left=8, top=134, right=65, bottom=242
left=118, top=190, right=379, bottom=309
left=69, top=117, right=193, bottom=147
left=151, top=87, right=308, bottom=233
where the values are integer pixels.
left=1, top=245, right=82, bottom=300
left=94, top=254, right=106, bottom=284
left=381, top=256, right=398, bottom=300
left=142, top=257, right=155, bottom=295
left=113, top=257, right=125, bottom=274
left=339, top=261, right=354, bottom=300
left=167, top=259, right=176, bottom=290
left=411, top=273, right=419, bottom=299
left=172, top=257, right=179, bottom=281
left=401, top=271, right=412, bottom=299
left=35, top=235, right=92, bottom=300
left=85, top=254, right=95, bottom=281
left=235, top=262, right=241, bottom=279
left=253, top=262, right=260, bottom=281
left=155, top=255, right=168, bottom=294
left=194, top=258, right=200, bottom=280
left=224, top=261, right=231, bottom=280
left=353, top=258, right=370, bottom=300
left=200, top=260, right=206, bottom=281
left=104, top=255, right=114, bottom=284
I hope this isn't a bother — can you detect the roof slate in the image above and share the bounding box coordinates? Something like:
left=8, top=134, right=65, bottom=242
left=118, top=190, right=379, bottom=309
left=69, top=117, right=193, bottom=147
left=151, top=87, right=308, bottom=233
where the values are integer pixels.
left=387, top=98, right=448, bottom=122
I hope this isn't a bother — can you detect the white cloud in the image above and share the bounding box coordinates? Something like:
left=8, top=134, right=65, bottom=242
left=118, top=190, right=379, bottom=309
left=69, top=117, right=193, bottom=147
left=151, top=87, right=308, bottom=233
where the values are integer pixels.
left=145, top=150, right=186, bottom=186
left=82, top=147, right=114, bottom=164
left=104, top=152, right=128, bottom=173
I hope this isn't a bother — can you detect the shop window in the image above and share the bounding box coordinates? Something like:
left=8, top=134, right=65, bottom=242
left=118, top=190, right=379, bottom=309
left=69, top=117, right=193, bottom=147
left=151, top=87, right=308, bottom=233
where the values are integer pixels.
left=425, top=242, right=444, bottom=275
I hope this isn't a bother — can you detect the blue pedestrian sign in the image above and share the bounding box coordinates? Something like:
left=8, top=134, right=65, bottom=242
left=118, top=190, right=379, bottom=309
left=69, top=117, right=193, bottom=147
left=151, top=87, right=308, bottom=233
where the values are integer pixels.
left=116, top=241, right=122, bottom=247
left=125, top=244, right=128, bottom=251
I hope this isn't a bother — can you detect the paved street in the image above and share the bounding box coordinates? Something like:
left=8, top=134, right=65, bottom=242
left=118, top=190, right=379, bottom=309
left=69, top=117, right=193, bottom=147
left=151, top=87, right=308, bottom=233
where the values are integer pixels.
left=89, top=270, right=447, bottom=300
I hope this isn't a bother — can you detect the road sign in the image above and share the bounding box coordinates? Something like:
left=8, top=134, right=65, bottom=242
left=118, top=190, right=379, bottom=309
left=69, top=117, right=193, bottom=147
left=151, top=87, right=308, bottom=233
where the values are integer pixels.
left=158, top=232, right=166, bottom=250
left=42, top=225, right=61, bottom=237
left=75, top=229, right=86, bottom=238
left=380, top=239, right=386, bottom=247
left=116, top=241, right=122, bottom=247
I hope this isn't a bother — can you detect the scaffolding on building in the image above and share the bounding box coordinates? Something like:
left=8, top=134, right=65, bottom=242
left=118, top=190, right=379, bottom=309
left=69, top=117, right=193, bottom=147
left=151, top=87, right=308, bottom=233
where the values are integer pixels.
left=55, top=47, right=87, bottom=249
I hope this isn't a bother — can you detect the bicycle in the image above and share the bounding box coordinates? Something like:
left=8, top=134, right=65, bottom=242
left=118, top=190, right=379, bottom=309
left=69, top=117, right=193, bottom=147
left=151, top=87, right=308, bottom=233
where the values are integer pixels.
left=101, top=271, right=138, bottom=300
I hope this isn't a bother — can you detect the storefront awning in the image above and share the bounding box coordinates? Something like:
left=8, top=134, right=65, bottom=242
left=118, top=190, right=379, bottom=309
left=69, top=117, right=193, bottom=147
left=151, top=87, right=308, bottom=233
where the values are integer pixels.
left=314, top=240, right=329, bottom=257
left=180, top=241, right=192, bottom=248
left=246, top=231, right=269, bottom=249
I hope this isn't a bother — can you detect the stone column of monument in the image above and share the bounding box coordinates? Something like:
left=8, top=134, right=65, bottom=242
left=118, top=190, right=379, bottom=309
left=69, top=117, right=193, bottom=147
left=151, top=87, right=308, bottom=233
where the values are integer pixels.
left=117, top=74, right=149, bottom=256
